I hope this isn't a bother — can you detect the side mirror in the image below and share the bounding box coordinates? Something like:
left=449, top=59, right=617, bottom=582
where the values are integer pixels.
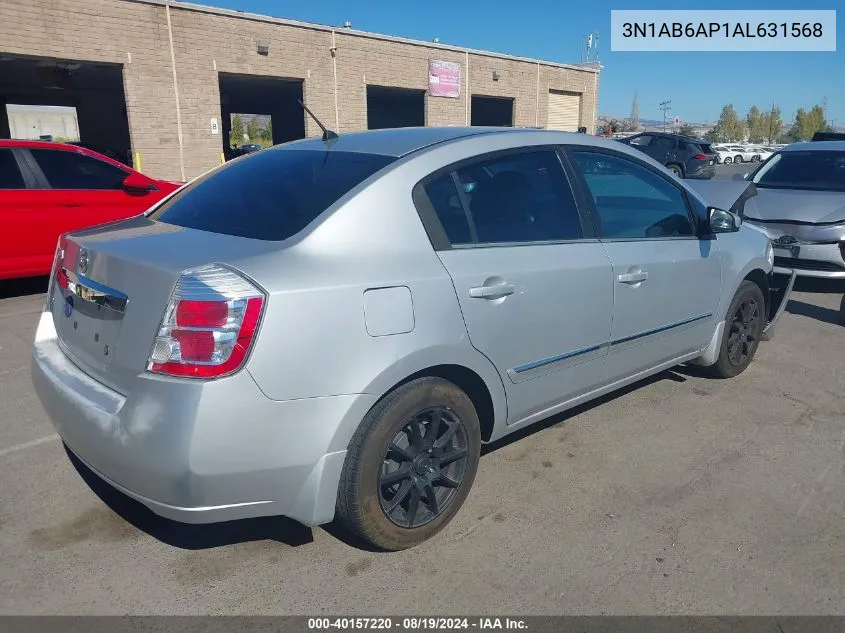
left=122, top=173, right=153, bottom=194
left=731, top=173, right=747, bottom=182
left=709, top=207, right=742, bottom=233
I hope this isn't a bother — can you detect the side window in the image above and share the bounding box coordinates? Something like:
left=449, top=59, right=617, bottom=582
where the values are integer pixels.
left=652, top=136, right=676, bottom=150
left=423, top=150, right=583, bottom=246
left=29, top=149, right=128, bottom=190
left=0, top=149, right=26, bottom=189
left=571, top=150, right=695, bottom=239
left=628, top=135, right=652, bottom=146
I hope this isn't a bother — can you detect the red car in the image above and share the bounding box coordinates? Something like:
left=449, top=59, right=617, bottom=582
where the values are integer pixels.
left=0, top=140, right=181, bottom=280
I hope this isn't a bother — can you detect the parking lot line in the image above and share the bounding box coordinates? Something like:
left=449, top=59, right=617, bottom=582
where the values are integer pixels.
left=0, top=434, right=59, bottom=458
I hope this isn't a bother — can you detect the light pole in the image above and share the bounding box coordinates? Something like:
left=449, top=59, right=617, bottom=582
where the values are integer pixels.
left=660, top=100, right=672, bottom=132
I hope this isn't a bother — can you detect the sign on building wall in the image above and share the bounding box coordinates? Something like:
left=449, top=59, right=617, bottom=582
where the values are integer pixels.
left=428, top=60, right=461, bottom=98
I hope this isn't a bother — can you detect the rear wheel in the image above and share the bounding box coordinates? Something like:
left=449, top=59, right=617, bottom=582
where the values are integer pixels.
left=734, top=155, right=744, bottom=164
left=667, top=163, right=684, bottom=177
left=336, top=377, right=481, bottom=550
left=724, top=156, right=733, bottom=164
left=707, top=281, right=765, bottom=378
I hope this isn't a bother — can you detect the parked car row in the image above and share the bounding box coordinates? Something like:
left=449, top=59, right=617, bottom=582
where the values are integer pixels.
left=713, top=143, right=785, bottom=164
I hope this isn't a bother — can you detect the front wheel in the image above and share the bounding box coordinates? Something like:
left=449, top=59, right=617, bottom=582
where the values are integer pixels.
left=336, top=377, right=482, bottom=550
left=724, top=156, right=733, bottom=164
left=706, top=281, right=766, bottom=378
left=734, top=155, right=744, bottom=164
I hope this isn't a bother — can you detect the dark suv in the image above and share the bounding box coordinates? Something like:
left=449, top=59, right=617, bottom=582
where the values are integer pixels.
left=619, top=132, right=716, bottom=179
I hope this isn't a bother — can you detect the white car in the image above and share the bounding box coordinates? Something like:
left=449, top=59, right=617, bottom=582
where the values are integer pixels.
left=749, top=147, right=774, bottom=162
left=712, top=146, right=733, bottom=164
left=724, top=146, right=758, bottom=164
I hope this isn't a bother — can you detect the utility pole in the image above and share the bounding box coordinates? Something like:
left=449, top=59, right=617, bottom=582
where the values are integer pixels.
left=659, top=100, right=672, bottom=132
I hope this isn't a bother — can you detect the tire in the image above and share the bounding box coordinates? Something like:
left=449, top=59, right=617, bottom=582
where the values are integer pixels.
left=839, top=294, right=845, bottom=326
left=667, top=164, right=683, bottom=177
left=336, top=377, right=482, bottom=550
left=751, top=155, right=760, bottom=163
left=724, top=157, right=733, bottom=164
left=706, top=280, right=766, bottom=379
left=734, top=155, right=743, bottom=164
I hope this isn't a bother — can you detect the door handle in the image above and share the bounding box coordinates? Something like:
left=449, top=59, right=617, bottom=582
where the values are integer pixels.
left=617, top=271, right=648, bottom=284
left=469, top=283, right=515, bottom=299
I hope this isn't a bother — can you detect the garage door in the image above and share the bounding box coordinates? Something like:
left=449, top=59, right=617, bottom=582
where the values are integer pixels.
left=547, top=90, right=581, bottom=131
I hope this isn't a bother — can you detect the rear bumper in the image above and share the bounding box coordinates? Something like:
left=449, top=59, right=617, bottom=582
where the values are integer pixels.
left=685, top=163, right=716, bottom=179
left=31, top=311, right=377, bottom=526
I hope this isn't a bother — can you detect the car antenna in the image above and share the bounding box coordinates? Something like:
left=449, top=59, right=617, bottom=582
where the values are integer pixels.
left=298, top=99, right=339, bottom=142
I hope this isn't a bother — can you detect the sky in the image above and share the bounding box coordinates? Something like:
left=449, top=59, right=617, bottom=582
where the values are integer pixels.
left=199, top=0, right=843, bottom=127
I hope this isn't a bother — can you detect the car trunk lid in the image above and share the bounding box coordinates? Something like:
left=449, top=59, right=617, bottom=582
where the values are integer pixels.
left=50, top=216, right=278, bottom=394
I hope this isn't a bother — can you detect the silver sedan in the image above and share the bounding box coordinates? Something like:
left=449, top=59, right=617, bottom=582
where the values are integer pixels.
left=33, top=127, right=776, bottom=550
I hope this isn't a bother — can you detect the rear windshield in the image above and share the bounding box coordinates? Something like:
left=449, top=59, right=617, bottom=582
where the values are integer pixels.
left=150, top=149, right=395, bottom=240
left=752, top=150, right=845, bottom=192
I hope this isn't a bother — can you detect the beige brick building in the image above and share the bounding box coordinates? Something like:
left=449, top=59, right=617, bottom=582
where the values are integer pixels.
left=0, top=0, right=600, bottom=181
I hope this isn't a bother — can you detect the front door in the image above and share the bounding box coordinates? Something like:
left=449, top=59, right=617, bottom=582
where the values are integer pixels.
left=418, top=147, right=614, bottom=425
left=568, top=148, right=721, bottom=382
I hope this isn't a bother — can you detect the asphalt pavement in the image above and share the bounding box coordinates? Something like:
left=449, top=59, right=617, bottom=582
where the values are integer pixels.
left=0, top=272, right=843, bottom=614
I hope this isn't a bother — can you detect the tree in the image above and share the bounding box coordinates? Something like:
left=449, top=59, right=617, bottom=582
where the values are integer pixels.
left=747, top=105, right=764, bottom=143
left=791, top=104, right=828, bottom=141
left=711, top=104, right=745, bottom=142
left=261, top=119, right=273, bottom=144
left=230, top=114, right=244, bottom=145
left=599, top=119, right=623, bottom=136
left=704, top=128, right=720, bottom=142
left=629, top=90, right=639, bottom=131
left=678, top=123, right=696, bottom=136
left=246, top=117, right=260, bottom=143
left=759, top=104, right=783, bottom=144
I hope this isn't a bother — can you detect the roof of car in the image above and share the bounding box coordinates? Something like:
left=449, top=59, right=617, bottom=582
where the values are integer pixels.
left=0, top=139, right=88, bottom=151
left=781, top=141, right=845, bottom=152
left=281, top=126, right=528, bottom=157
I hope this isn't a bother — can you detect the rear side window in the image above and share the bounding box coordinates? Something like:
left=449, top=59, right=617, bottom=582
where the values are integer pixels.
left=423, top=150, right=583, bottom=245
left=30, top=149, right=128, bottom=190
left=0, top=149, right=25, bottom=189
left=150, top=149, right=395, bottom=241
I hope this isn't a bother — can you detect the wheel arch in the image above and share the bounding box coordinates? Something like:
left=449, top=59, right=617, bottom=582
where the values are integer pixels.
left=354, top=347, right=508, bottom=446
left=742, top=268, right=770, bottom=317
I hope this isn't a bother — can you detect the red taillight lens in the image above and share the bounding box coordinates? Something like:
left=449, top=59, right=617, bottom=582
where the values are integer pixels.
left=148, top=265, right=265, bottom=379
left=693, top=154, right=707, bottom=160
left=56, top=267, right=70, bottom=290
left=176, top=300, right=229, bottom=327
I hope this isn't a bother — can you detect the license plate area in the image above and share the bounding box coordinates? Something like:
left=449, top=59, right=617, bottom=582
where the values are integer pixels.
left=51, top=273, right=127, bottom=372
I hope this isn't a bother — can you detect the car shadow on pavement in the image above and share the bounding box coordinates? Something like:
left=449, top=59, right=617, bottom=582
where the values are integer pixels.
left=65, top=445, right=315, bottom=550
left=0, top=275, right=49, bottom=300
left=786, top=299, right=843, bottom=326
left=481, top=368, right=689, bottom=456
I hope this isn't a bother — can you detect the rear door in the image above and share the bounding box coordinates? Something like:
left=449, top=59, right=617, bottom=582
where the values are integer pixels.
left=21, top=147, right=154, bottom=269
left=0, top=147, right=41, bottom=278
left=567, top=147, right=721, bottom=382
left=650, top=135, right=677, bottom=165
left=415, top=147, right=614, bottom=425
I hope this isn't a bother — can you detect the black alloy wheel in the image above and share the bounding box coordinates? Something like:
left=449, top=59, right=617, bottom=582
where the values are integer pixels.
left=378, top=407, right=469, bottom=528
left=727, top=295, right=761, bottom=368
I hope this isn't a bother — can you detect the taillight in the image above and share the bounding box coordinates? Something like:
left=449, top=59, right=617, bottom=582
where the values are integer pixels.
left=49, top=235, right=69, bottom=305
left=693, top=154, right=708, bottom=160
left=147, top=264, right=265, bottom=379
